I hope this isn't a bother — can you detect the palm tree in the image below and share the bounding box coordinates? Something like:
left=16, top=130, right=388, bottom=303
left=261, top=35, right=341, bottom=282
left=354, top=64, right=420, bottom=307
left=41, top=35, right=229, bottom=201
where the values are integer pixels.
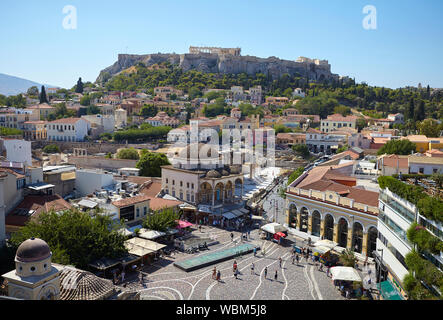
left=339, top=249, right=357, bottom=267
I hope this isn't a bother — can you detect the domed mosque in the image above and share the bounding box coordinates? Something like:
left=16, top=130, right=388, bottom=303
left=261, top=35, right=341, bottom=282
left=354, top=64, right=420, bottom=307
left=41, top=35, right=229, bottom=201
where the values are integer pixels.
left=2, top=238, right=117, bottom=300
left=161, top=141, right=247, bottom=221
left=2, top=237, right=62, bottom=300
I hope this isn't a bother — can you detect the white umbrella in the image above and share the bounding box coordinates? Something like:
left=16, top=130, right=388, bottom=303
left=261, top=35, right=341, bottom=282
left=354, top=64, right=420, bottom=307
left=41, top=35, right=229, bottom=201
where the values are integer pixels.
left=330, top=267, right=362, bottom=282
left=314, top=239, right=338, bottom=249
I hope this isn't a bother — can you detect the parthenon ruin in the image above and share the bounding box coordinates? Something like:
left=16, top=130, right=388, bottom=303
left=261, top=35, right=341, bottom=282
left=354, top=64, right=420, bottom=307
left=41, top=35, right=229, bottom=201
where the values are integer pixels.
left=189, top=46, right=241, bottom=56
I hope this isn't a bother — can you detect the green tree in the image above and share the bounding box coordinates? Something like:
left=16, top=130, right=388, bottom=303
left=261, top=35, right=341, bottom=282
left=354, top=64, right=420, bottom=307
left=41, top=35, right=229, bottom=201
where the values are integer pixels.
left=142, top=208, right=180, bottom=232
left=377, top=139, right=416, bottom=155
left=339, top=249, right=357, bottom=267
left=140, top=104, right=158, bottom=118
left=9, top=209, right=128, bottom=269
left=75, top=77, right=84, bottom=93
left=39, top=85, right=48, bottom=104
left=27, top=86, right=39, bottom=97
left=292, top=144, right=310, bottom=159
left=333, top=105, right=351, bottom=116
left=287, top=166, right=305, bottom=185
left=136, top=150, right=170, bottom=177
left=417, top=119, right=442, bottom=138
left=86, top=105, right=100, bottom=115
left=80, top=94, right=91, bottom=106
left=116, top=148, right=140, bottom=160
left=0, top=127, right=23, bottom=136
left=43, top=144, right=61, bottom=154
left=274, top=124, right=292, bottom=134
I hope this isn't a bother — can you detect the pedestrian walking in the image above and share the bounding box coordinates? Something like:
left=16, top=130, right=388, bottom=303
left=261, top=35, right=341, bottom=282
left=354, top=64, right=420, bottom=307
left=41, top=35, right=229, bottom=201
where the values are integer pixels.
left=216, top=270, right=221, bottom=281
left=274, top=270, right=278, bottom=281
left=139, top=272, right=143, bottom=285
left=279, top=257, right=282, bottom=268
left=230, top=232, right=234, bottom=242
left=326, top=265, right=330, bottom=277
left=264, top=267, right=268, bottom=279
left=253, top=247, right=257, bottom=256
left=292, top=256, right=295, bottom=264
left=251, top=263, right=255, bottom=275
left=121, top=270, right=125, bottom=283
left=248, top=230, right=251, bottom=239
left=212, top=267, right=217, bottom=280
left=234, top=268, right=238, bottom=279
left=296, top=254, right=300, bottom=265
left=233, top=261, right=237, bottom=272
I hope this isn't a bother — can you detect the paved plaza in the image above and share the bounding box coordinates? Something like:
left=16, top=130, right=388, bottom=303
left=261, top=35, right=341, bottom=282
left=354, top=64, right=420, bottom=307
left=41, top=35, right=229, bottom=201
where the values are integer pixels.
left=116, top=225, right=346, bottom=301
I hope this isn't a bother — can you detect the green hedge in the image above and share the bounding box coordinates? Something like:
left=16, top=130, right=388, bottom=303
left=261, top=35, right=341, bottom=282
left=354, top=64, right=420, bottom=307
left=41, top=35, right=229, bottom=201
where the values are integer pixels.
left=378, top=176, right=443, bottom=223
left=404, top=250, right=443, bottom=299
left=113, top=126, right=171, bottom=142
left=392, top=174, right=431, bottom=180
left=407, top=223, right=443, bottom=255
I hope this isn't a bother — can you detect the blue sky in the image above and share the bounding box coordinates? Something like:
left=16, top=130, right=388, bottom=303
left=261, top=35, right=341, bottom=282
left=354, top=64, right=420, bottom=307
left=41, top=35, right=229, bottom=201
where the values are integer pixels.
left=1, top=0, right=442, bottom=89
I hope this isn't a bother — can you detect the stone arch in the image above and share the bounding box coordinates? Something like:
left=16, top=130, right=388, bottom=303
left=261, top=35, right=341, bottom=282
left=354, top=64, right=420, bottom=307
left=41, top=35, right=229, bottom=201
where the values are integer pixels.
left=311, top=210, right=321, bottom=237
left=299, top=207, right=309, bottom=233
left=337, top=217, right=348, bottom=248
left=288, top=203, right=297, bottom=228
left=225, top=180, right=233, bottom=202
left=234, top=178, right=243, bottom=198
left=214, top=182, right=224, bottom=203
left=324, top=214, right=334, bottom=241
left=367, top=226, right=378, bottom=258
left=200, top=182, right=213, bottom=204
left=352, top=221, right=364, bottom=254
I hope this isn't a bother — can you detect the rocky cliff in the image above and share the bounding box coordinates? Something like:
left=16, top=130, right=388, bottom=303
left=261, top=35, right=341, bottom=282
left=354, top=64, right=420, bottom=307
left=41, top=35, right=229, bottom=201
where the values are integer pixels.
left=96, top=52, right=339, bottom=83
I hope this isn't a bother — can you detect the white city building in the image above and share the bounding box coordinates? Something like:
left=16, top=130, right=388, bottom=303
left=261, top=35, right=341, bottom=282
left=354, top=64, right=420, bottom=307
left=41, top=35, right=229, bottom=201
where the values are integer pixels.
left=46, top=118, right=90, bottom=142
left=75, top=169, right=115, bottom=197
left=0, top=138, right=32, bottom=166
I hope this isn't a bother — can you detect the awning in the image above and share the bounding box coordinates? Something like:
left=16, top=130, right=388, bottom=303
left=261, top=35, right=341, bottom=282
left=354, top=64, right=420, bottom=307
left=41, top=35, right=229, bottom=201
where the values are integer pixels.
left=377, top=280, right=404, bottom=300
left=330, top=267, right=362, bottom=282
left=118, top=254, right=141, bottom=265
left=314, top=239, right=338, bottom=250
left=138, top=229, right=166, bottom=240
left=261, top=223, right=288, bottom=234
left=88, top=257, right=120, bottom=270
left=222, top=212, right=236, bottom=220
left=312, top=245, right=331, bottom=255
left=124, top=237, right=167, bottom=257
left=176, top=220, right=193, bottom=229
left=232, top=209, right=244, bottom=217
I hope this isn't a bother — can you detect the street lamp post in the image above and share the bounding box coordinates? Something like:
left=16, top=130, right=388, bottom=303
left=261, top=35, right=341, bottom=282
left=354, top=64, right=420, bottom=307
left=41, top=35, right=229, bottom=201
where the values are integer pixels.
left=377, top=248, right=384, bottom=300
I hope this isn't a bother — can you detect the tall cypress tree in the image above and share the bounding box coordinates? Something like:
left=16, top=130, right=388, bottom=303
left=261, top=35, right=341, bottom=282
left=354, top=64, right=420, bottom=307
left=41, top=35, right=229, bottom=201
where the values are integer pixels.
left=417, top=100, right=425, bottom=121
left=76, top=77, right=84, bottom=93
left=39, top=85, right=48, bottom=104
left=407, top=98, right=415, bottom=120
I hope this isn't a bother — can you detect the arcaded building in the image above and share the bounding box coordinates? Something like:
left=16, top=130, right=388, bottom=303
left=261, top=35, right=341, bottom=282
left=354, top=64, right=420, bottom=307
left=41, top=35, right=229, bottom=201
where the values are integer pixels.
left=161, top=143, right=244, bottom=216
left=285, top=165, right=379, bottom=257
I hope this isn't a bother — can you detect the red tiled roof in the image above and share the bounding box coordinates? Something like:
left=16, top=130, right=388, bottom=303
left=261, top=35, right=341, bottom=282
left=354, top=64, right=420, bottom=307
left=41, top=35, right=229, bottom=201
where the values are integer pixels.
left=148, top=197, right=183, bottom=211
left=0, top=168, right=25, bottom=179
left=139, top=180, right=162, bottom=198
left=48, top=117, right=84, bottom=124
left=112, top=193, right=151, bottom=208
left=380, top=154, right=409, bottom=169
left=5, top=195, right=72, bottom=227
left=325, top=114, right=358, bottom=122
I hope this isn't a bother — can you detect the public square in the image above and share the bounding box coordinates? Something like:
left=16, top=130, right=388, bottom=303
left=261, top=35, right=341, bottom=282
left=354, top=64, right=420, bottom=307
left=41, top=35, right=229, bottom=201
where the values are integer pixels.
left=117, top=224, right=346, bottom=301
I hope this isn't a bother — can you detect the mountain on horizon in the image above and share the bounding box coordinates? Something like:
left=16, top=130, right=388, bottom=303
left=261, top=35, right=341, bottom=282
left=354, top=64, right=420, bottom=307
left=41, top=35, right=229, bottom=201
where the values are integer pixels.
left=0, top=73, right=59, bottom=96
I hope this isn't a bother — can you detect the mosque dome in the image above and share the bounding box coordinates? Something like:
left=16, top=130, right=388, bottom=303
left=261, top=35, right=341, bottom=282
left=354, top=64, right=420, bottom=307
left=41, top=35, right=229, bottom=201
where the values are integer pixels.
left=206, top=170, right=222, bottom=178
left=16, top=237, right=51, bottom=263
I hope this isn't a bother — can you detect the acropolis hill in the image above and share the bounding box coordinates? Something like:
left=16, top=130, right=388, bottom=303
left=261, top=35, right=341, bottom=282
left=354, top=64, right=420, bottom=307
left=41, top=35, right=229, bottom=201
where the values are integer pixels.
left=96, top=46, right=340, bottom=83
